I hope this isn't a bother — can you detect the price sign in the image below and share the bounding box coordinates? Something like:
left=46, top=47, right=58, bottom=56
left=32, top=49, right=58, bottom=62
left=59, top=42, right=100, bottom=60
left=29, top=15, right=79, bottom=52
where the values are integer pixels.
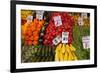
left=82, top=36, right=90, bottom=49
left=36, top=10, right=44, bottom=20
left=81, top=13, right=88, bottom=19
left=62, top=32, right=69, bottom=43
left=53, top=16, right=62, bottom=26
left=26, top=15, right=33, bottom=24
left=53, top=36, right=61, bottom=45
left=78, top=17, right=84, bottom=26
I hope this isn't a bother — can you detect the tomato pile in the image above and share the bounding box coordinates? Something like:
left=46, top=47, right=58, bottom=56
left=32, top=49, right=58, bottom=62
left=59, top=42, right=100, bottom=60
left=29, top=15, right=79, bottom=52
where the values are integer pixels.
left=43, top=12, right=74, bottom=45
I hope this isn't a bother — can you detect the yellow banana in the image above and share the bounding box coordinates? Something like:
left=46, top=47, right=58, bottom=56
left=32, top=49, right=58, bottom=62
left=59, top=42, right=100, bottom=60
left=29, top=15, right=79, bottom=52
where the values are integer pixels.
left=55, top=43, right=78, bottom=61
left=67, top=45, right=74, bottom=60
left=72, top=52, right=78, bottom=60
left=59, top=52, right=64, bottom=61
left=55, top=52, right=60, bottom=61
left=69, top=45, right=78, bottom=60
left=69, top=44, right=76, bottom=51
left=55, top=43, right=62, bottom=53
left=64, top=51, right=69, bottom=61
left=61, top=44, right=66, bottom=54
left=60, top=44, right=67, bottom=61
left=55, top=43, right=62, bottom=61
left=69, top=44, right=78, bottom=60
left=63, top=44, right=69, bottom=61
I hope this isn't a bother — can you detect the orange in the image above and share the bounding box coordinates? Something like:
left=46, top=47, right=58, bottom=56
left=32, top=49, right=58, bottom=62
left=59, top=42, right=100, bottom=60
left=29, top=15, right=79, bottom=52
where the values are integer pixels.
left=33, top=35, right=39, bottom=41
left=34, top=19, right=39, bottom=24
left=36, top=28, right=41, bottom=32
left=28, top=40, right=32, bottom=45
left=33, top=31, right=38, bottom=35
left=27, top=30, right=32, bottom=36
left=31, top=26, right=36, bottom=31
left=29, top=36, right=34, bottom=41
left=32, top=41, right=38, bottom=45
left=39, top=20, right=44, bottom=26
left=25, top=36, right=30, bottom=41
left=37, top=23, right=44, bottom=29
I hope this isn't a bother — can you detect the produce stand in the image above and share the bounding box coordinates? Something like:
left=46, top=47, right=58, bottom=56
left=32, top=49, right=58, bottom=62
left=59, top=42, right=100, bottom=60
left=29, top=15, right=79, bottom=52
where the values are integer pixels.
left=21, top=10, right=90, bottom=62
left=10, top=1, right=97, bottom=72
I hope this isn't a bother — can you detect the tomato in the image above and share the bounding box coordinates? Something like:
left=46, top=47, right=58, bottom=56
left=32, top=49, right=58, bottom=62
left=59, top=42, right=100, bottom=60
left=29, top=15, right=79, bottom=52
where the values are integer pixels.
left=43, top=12, right=74, bottom=45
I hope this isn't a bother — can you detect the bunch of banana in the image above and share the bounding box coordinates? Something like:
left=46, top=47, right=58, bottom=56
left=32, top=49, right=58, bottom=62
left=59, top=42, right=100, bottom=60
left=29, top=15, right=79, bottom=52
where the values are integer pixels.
left=55, top=43, right=78, bottom=61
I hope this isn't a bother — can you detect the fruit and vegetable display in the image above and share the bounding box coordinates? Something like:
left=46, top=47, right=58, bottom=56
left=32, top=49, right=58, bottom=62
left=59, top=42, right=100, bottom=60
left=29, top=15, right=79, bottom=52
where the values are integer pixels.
left=21, top=10, right=90, bottom=63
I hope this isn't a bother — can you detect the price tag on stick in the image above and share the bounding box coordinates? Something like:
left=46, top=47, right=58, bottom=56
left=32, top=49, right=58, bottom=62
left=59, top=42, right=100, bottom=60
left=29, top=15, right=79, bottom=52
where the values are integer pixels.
left=81, top=13, right=88, bottom=19
left=53, top=16, right=62, bottom=26
left=62, top=32, right=69, bottom=43
left=26, top=15, right=33, bottom=24
left=36, top=10, right=44, bottom=20
left=53, top=36, right=61, bottom=45
left=78, top=17, right=84, bottom=26
left=82, top=36, right=90, bottom=49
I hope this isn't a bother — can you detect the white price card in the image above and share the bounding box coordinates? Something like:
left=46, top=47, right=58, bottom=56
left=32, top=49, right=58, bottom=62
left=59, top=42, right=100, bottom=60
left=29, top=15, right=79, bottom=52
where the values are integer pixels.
left=82, top=36, right=90, bottom=49
left=53, top=16, right=62, bottom=26
left=62, top=32, right=69, bottom=43
left=78, top=17, right=84, bottom=26
left=53, top=36, right=61, bottom=45
left=26, top=15, right=33, bottom=24
left=81, top=13, right=88, bottom=19
left=36, top=10, right=44, bottom=20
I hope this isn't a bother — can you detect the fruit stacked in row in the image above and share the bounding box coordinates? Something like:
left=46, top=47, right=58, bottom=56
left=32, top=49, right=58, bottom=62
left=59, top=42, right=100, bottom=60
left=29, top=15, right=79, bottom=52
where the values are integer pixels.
left=21, top=46, right=35, bottom=62
left=55, top=43, right=78, bottom=61
left=34, top=45, right=55, bottom=57
left=43, top=12, right=74, bottom=45
left=21, top=45, right=55, bottom=62
left=22, top=18, right=45, bottom=45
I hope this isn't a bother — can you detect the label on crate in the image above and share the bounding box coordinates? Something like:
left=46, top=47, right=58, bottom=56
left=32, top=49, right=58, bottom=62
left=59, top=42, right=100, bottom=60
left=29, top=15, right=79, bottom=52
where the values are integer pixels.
left=36, top=10, right=44, bottom=20
left=78, top=17, right=84, bottom=26
left=82, top=36, right=90, bottom=49
left=53, top=16, right=62, bottom=26
left=81, top=13, right=88, bottom=19
left=62, top=32, right=69, bottom=43
left=53, top=36, right=61, bottom=45
left=26, top=15, right=33, bottom=24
